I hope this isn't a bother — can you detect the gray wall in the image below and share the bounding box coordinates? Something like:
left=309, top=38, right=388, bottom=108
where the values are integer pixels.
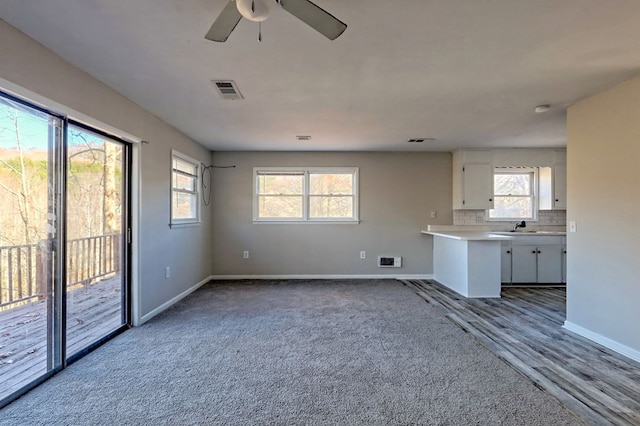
left=0, top=20, right=213, bottom=320
left=566, top=75, right=640, bottom=358
left=210, top=151, right=452, bottom=276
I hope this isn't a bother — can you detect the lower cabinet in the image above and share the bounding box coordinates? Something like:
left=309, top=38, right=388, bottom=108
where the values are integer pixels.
left=501, top=241, right=512, bottom=283
left=536, top=245, right=563, bottom=283
left=502, top=236, right=565, bottom=284
left=562, top=246, right=567, bottom=283
left=511, top=245, right=538, bottom=283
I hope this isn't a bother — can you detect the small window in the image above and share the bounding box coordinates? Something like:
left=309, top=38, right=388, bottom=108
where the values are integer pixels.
left=489, top=169, right=536, bottom=220
left=254, top=168, right=358, bottom=222
left=171, top=150, right=200, bottom=226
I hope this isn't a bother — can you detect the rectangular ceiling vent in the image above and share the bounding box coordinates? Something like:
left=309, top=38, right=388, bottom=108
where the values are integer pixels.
left=407, top=138, right=436, bottom=143
left=212, top=80, right=243, bottom=100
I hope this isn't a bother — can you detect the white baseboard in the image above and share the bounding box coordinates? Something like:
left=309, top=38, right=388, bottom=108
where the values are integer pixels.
left=563, top=321, right=640, bottom=364
left=209, top=274, right=434, bottom=280
left=138, top=275, right=213, bottom=325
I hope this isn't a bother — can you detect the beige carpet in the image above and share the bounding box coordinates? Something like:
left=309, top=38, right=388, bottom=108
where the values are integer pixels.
left=0, top=279, right=584, bottom=425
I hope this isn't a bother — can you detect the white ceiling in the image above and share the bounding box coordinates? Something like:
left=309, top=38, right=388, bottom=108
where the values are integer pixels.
left=1, top=0, right=640, bottom=151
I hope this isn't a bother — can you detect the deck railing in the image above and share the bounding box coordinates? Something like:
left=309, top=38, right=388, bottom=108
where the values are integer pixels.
left=0, top=233, right=121, bottom=310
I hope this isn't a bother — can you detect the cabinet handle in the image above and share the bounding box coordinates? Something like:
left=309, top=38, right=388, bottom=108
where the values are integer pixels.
left=506, top=250, right=511, bottom=254
left=538, top=250, right=541, bottom=254
left=489, top=198, right=493, bottom=202
left=532, top=250, right=537, bottom=254
left=555, top=199, right=559, bottom=202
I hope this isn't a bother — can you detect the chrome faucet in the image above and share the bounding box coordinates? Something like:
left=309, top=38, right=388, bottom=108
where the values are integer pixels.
left=513, top=220, right=526, bottom=231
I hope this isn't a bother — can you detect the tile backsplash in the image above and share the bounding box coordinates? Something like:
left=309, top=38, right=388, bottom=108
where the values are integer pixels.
left=453, top=210, right=566, bottom=226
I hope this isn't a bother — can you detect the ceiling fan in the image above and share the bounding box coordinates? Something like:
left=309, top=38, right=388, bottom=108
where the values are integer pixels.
left=205, top=0, right=347, bottom=42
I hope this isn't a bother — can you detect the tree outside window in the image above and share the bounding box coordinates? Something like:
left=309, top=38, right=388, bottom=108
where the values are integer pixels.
left=489, top=171, right=535, bottom=220
left=254, top=168, right=358, bottom=222
left=171, top=151, right=200, bottom=225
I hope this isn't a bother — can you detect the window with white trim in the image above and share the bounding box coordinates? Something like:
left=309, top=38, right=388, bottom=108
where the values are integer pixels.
left=254, top=168, right=358, bottom=222
left=171, top=150, right=200, bottom=225
left=489, top=169, right=537, bottom=220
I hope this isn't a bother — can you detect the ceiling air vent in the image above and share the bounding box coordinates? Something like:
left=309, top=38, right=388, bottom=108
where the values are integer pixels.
left=407, top=138, right=436, bottom=143
left=212, top=80, right=243, bottom=100
left=296, top=135, right=312, bottom=141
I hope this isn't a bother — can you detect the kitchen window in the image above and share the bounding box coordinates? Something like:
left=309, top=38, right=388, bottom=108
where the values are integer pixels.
left=489, top=169, right=537, bottom=220
left=253, top=167, right=358, bottom=222
left=171, top=150, right=200, bottom=226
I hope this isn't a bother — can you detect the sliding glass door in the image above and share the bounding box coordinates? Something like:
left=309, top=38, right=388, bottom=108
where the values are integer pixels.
left=0, top=91, right=130, bottom=405
left=0, top=95, right=62, bottom=401
left=65, top=124, right=128, bottom=359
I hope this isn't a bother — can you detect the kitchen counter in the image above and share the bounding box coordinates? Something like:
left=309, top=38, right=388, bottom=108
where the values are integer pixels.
left=421, top=230, right=514, bottom=241
left=422, top=231, right=505, bottom=298
left=491, top=231, right=566, bottom=237
left=422, top=228, right=567, bottom=297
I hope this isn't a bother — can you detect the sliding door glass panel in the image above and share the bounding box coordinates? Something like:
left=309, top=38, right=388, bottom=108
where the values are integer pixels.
left=65, top=125, right=126, bottom=358
left=0, top=95, right=61, bottom=401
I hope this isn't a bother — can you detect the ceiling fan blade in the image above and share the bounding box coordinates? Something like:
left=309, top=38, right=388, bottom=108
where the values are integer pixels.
left=205, top=1, right=243, bottom=42
left=278, top=0, right=347, bottom=40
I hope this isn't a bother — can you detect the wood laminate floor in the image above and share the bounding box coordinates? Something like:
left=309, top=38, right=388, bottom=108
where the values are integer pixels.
left=401, top=280, right=640, bottom=426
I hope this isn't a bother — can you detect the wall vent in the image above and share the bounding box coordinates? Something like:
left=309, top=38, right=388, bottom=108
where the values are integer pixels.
left=377, top=256, right=402, bottom=268
left=212, top=80, right=243, bottom=100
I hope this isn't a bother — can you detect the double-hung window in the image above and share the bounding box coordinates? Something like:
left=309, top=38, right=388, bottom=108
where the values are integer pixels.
left=254, top=167, right=358, bottom=222
left=171, top=150, right=200, bottom=226
left=489, top=168, right=537, bottom=220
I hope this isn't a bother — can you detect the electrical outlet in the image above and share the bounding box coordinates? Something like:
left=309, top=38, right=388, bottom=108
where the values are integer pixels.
left=430, top=211, right=437, bottom=219
left=243, top=250, right=249, bottom=259
left=360, top=251, right=366, bottom=259
left=165, top=266, right=170, bottom=278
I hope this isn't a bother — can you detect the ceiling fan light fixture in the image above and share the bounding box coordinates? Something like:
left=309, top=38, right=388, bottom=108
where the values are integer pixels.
left=236, top=0, right=272, bottom=22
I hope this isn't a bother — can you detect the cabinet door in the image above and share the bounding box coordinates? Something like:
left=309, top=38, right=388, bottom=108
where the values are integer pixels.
left=501, top=243, right=512, bottom=283
left=562, top=246, right=567, bottom=283
left=511, top=245, right=538, bottom=283
left=537, top=245, right=563, bottom=283
left=463, top=163, right=494, bottom=210
left=553, top=164, right=567, bottom=210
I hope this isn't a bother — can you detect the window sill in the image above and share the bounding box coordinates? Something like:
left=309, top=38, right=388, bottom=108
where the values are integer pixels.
left=487, top=217, right=537, bottom=221
left=253, top=219, right=360, bottom=225
left=169, top=221, right=202, bottom=229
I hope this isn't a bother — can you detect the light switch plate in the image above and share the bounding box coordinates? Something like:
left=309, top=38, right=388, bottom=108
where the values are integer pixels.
left=569, top=221, right=577, bottom=233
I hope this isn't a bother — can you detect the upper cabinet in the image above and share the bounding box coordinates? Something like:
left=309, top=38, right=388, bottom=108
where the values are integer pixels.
left=552, top=151, right=567, bottom=210
left=539, top=150, right=567, bottom=210
left=453, top=148, right=567, bottom=211
left=452, top=150, right=494, bottom=210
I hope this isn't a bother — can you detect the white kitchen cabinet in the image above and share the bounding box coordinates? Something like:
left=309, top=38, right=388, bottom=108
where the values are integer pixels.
left=452, top=150, right=494, bottom=210
left=507, top=235, right=565, bottom=284
left=537, top=245, right=563, bottom=283
left=500, top=241, right=512, bottom=283
left=511, top=245, right=538, bottom=283
left=562, top=246, right=567, bottom=283
left=553, top=164, right=567, bottom=210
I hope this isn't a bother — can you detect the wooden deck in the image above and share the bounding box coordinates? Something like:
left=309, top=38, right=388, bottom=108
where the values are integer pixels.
left=402, top=279, right=640, bottom=426
left=0, top=277, right=123, bottom=401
